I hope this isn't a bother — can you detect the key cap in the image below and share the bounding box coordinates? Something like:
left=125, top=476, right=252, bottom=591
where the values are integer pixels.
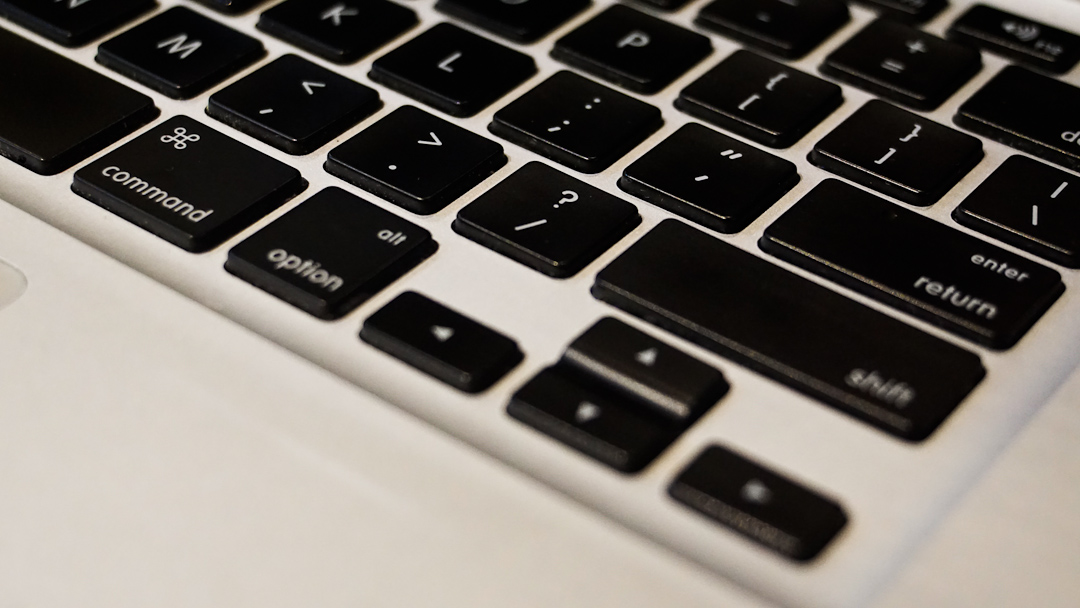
left=325, top=106, right=506, bottom=215
left=0, top=0, right=154, bottom=47
left=761, top=180, right=1064, bottom=349
left=821, top=19, right=981, bottom=111
left=508, top=366, right=683, bottom=472
left=669, top=445, right=847, bottom=561
left=227, top=189, right=437, bottom=319
left=73, top=116, right=306, bottom=252
left=676, top=50, right=843, bottom=149
left=96, top=7, right=265, bottom=100
left=208, top=54, right=381, bottom=155
left=192, top=0, right=262, bottom=14
left=257, top=0, right=418, bottom=64
left=695, top=0, right=849, bottom=60
left=633, top=0, right=692, bottom=10
left=953, top=156, right=1080, bottom=269
left=551, top=4, right=712, bottom=94
left=489, top=71, right=663, bottom=173
left=852, top=0, right=947, bottom=24
left=810, top=100, right=983, bottom=206
left=948, top=5, right=1080, bottom=74
left=619, top=123, right=798, bottom=233
left=434, top=0, right=589, bottom=44
left=563, top=317, right=728, bottom=421
left=955, top=66, right=1080, bottom=173
left=454, top=162, right=641, bottom=278
left=369, top=23, right=536, bottom=118
left=361, top=291, right=523, bottom=392
left=593, top=220, right=986, bottom=441
left=0, top=28, right=157, bottom=175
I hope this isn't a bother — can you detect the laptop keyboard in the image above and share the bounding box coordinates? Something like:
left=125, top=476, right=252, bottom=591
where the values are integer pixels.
left=2, top=0, right=1080, bottom=605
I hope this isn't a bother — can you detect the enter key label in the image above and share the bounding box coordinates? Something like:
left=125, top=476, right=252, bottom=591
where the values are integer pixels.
left=761, top=179, right=1064, bottom=349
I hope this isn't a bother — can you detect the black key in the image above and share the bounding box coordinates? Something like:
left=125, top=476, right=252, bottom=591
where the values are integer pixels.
left=490, top=71, right=663, bottom=173
left=96, top=7, right=265, bottom=100
left=192, top=0, right=262, bottom=14
left=508, top=366, right=683, bottom=472
left=810, top=100, right=983, bottom=206
left=454, top=162, right=641, bottom=278
left=676, top=50, right=843, bottom=149
left=551, top=4, right=712, bottom=94
left=956, top=66, right=1080, bottom=173
left=325, top=106, right=506, bottom=215
left=632, top=0, right=692, bottom=10
left=207, top=54, right=381, bottom=155
left=619, top=123, right=798, bottom=233
left=592, top=220, right=986, bottom=441
left=0, top=28, right=157, bottom=175
left=695, top=0, right=849, bottom=60
left=72, top=116, right=306, bottom=252
left=954, top=156, right=1080, bottom=268
left=948, top=5, right=1080, bottom=74
left=435, top=0, right=589, bottom=44
left=257, top=0, right=418, bottom=65
left=669, top=446, right=847, bottom=561
left=853, top=0, right=947, bottom=24
left=369, top=23, right=536, bottom=118
left=761, top=180, right=1063, bottom=349
left=361, top=291, right=523, bottom=392
left=227, top=189, right=437, bottom=320
left=0, top=0, right=154, bottom=47
left=563, top=317, right=728, bottom=421
left=822, top=19, right=981, bottom=111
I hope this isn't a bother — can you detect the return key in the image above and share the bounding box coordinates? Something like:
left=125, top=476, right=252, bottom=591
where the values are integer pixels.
left=761, top=180, right=1063, bottom=349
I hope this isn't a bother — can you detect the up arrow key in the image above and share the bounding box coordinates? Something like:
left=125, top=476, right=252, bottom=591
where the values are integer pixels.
left=302, top=81, right=326, bottom=95
left=417, top=132, right=442, bottom=146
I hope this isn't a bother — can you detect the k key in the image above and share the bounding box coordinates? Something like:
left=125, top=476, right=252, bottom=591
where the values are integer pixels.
left=257, top=0, right=418, bottom=64
left=96, top=7, right=265, bottom=99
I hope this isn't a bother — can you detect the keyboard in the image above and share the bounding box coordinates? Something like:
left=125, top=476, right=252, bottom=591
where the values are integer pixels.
left=2, top=0, right=1080, bottom=606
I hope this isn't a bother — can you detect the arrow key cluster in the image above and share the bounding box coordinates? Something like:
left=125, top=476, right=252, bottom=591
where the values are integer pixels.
left=508, top=317, right=728, bottom=472
left=208, top=54, right=381, bottom=155
left=361, top=291, right=524, bottom=393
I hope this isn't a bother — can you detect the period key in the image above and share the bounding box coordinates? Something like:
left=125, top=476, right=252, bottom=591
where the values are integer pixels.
left=227, top=188, right=437, bottom=320
left=761, top=180, right=1064, bottom=349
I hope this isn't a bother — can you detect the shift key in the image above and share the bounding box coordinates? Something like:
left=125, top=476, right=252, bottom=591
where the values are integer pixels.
left=762, top=180, right=1063, bottom=349
left=593, top=219, right=985, bottom=441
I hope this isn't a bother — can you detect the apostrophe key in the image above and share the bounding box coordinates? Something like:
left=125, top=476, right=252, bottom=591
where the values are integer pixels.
left=208, top=54, right=381, bottom=155
left=948, top=5, right=1080, bottom=74
left=325, top=106, right=506, bottom=215
left=435, top=0, right=589, bottom=44
left=954, top=156, right=1080, bottom=268
left=551, top=4, right=712, bottom=94
left=670, top=446, right=847, bottom=561
left=227, top=189, right=436, bottom=320
left=369, top=23, right=536, bottom=117
left=676, top=50, right=843, bottom=149
left=563, top=317, right=728, bottom=422
left=96, top=7, right=265, bottom=99
left=73, top=116, right=306, bottom=252
left=810, top=100, right=983, bottom=207
left=490, top=71, right=663, bottom=173
left=955, top=66, right=1080, bottom=173
left=853, top=0, right=947, bottom=24
left=0, top=28, right=157, bottom=175
left=361, top=291, right=523, bottom=392
left=822, top=19, right=981, bottom=111
left=695, top=0, right=849, bottom=60
left=761, top=180, right=1063, bottom=349
left=257, top=0, right=418, bottom=64
left=454, top=162, right=641, bottom=278
left=508, top=366, right=685, bottom=473
left=619, top=123, right=799, bottom=233
left=0, top=0, right=154, bottom=47
left=593, top=220, right=986, bottom=441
